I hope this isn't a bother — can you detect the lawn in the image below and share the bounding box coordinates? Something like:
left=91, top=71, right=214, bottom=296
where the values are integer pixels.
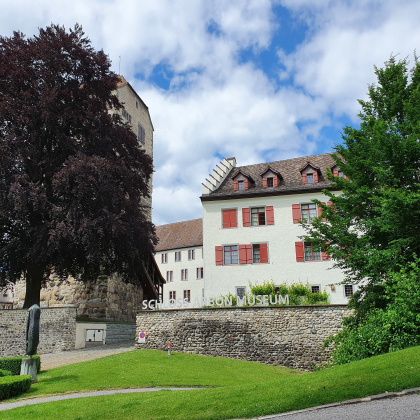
left=2, top=345, right=420, bottom=419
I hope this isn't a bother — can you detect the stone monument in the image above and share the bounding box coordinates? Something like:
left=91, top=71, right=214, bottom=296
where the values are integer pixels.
left=20, top=304, right=40, bottom=382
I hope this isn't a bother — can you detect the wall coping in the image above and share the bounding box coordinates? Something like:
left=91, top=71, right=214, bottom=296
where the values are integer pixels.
left=138, top=304, right=349, bottom=314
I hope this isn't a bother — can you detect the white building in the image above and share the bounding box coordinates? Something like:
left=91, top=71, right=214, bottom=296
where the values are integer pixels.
left=155, top=219, right=204, bottom=306
left=156, top=153, right=355, bottom=307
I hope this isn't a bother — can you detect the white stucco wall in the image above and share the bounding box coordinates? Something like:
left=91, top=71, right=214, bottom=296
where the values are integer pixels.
left=202, top=192, right=353, bottom=304
left=156, top=246, right=204, bottom=307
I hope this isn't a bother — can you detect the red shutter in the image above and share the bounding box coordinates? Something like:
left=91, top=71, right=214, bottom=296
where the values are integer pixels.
left=234, top=181, right=238, bottom=191
left=295, top=242, right=304, bottom=262
left=263, top=178, right=267, bottom=188
left=260, top=243, right=268, bottom=263
left=239, top=245, right=247, bottom=264
left=230, top=209, right=237, bottom=227
left=318, top=202, right=326, bottom=220
left=242, top=208, right=250, bottom=227
left=266, top=206, right=274, bottom=225
left=215, top=246, right=223, bottom=265
left=292, top=204, right=301, bottom=223
left=246, top=245, right=252, bottom=264
left=244, top=179, right=248, bottom=190
left=302, top=174, right=307, bottom=184
left=333, top=170, right=338, bottom=177
left=274, top=177, right=278, bottom=187
left=314, top=172, right=318, bottom=183
left=222, top=210, right=230, bottom=228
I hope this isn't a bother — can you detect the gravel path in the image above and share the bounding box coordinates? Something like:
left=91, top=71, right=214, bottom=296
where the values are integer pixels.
left=40, top=341, right=135, bottom=370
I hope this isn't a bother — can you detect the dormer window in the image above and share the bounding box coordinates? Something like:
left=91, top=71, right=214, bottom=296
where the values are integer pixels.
left=232, top=170, right=252, bottom=191
left=261, top=168, right=281, bottom=188
left=300, top=162, right=320, bottom=184
left=266, top=177, right=274, bottom=187
left=237, top=180, right=245, bottom=190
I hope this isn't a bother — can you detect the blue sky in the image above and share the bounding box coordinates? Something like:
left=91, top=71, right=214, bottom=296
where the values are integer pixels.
left=2, top=0, right=420, bottom=225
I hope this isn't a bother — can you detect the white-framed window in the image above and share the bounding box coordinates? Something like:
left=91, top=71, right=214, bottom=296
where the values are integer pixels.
left=224, top=245, right=238, bottom=265
left=306, top=173, right=314, bottom=184
left=169, top=291, right=176, bottom=300
left=196, top=267, right=204, bottom=279
left=166, top=271, right=173, bottom=282
left=237, top=180, right=245, bottom=190
left=161, top=253, right=168, bottom=264
left=183, top=290, right=191, bottom=302
left=175, top=251, right=181, bottom=262
left=188, top=249, right=195, bottom=260
left=344, top=284, right=354, bottom=297
left=181, top=269, right=188, bottom=281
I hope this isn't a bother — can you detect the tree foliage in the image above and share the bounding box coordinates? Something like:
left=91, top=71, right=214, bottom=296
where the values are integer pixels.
left=303, top=55, right=420, bottom=362
left=0, top=24, right=155, bottom=307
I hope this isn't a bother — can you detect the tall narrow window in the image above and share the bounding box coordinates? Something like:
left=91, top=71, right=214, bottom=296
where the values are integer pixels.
left=251, top=207, right=266, bottom=226
left=138, top=124, right=145, bottom=145
left=161, top=253, right=168, bottom=264
left=166, top=271, right=173, bottom=282
left=183, top=290, right=191, bottom=302
left=175, top=251, right=181, bottom=262
left=252, top=244, right=261, bottom=263
left=169, top=291, right=176, bottom=300
left=188, top=249, right=195, bottom=260
left=196, top=267, right=204, bottom=279
left=301, top=203, right=317, bottom=222
left=224, top=245, right=238, bottom=265
left=181, top=269, right=188, bottom=281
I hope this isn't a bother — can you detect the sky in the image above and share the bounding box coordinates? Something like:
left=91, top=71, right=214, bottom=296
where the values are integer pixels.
left=1, top=1, right=420, bottom=226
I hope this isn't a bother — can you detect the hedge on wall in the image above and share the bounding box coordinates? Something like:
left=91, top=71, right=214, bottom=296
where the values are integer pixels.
left=0, top=356, right=41, bottom=376
left=0, top=375, right=32, bottom=400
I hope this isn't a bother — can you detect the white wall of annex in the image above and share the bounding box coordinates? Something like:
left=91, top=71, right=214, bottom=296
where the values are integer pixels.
left=202, top=192, right=351, bottom=304
left=156, top=247, right=204, bottom=307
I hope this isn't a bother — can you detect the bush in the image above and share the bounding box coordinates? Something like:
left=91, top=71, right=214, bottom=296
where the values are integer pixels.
left=0, top=369, right=12, bottom=377
left=0, top=375, right=32, bottom=400
left=0, top=356, right=41, bottom=376
left=325, top=260, right=420, bottom=364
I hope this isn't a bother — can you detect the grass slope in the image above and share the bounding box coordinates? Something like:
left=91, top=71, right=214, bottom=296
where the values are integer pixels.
left=2, top=346, right=420, bottom=419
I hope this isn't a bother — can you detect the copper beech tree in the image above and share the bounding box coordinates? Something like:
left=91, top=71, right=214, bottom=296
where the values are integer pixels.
left=0, top=24, right=156, bottom=307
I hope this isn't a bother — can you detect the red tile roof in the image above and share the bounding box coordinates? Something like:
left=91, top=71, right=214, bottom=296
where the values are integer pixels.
left=155, top=219, right=203, bottom=252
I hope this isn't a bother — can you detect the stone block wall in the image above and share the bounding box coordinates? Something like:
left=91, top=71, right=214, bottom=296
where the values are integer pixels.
left=136, top=305, right=352, bottom=370
left=0, top=306, right=77, bottom=358
left=14, top=274, right=143, bottom=322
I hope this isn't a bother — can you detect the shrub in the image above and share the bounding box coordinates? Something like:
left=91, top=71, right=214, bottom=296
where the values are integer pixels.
left=325, top=260, right=420, bottom=364
left=0, top=375, right=32, bottom=400
left=0, top=369, right=12, bottom=377
left=0, top=356, right=41, bottom=376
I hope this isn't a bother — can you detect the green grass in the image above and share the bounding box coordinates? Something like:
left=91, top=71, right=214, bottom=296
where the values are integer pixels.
left=2, top=346, right=420, bottom=419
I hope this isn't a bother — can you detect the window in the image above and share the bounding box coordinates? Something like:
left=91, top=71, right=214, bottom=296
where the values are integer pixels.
left=344, top=284, right=354, bottom=297
left=161, top=253, right=168, bottom=264
left=166, top=271, right=173, bottom=282
left=122, top=108, right=132, bottom=123
left=252, top=244, right=261, bottom=263
left=306, top=173, right=314, bottom=184
left=222, top=209, right=237, bottom=228
left=236, top=287, right=246, bottom=298
left=252, top=243, right=268, bottom=264
left=196, top=267, right=204, bottom=279
left=136, top=100, right=139, bottom=109
left=188, top=249, right=195, bottom=260
left=224, top=245, right=238, bottom=265
left=251, top=207, right=266, bottom=226
left=181, top=269, right=188, bottom=281
left=310, top=285, right=320, bottom=294
left=138, top=124, right=145, bottom=145
left=243, top=206, right=274, bottom=226
left=301, top=203, right=317, bottom=223
left=183, top=290, right=191, bottom=302
left=266, top=177, right=274, bottom=187
left=237, top=180, right=245, bottom=190
left=175, top=251, right=181, bottom=262
left=304, top=242, right=321, bottom=261
left=169, top=291, right=176, bottom=300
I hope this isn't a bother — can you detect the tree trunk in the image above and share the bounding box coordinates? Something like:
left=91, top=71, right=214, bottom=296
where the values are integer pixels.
left=23, top=267, right=44, bottom=308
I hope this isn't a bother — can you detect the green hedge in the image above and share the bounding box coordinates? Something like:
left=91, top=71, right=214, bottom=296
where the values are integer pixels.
left=0, top=356, right=41, bottom=376
left=0, top=369, right=12, bottom=377
left=0, top=375, right=32, bottom=400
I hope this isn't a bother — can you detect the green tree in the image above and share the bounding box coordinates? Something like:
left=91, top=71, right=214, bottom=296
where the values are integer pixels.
left=0, top=24, right=155, bottom=307
left=303, top=55, right=420, bottom=318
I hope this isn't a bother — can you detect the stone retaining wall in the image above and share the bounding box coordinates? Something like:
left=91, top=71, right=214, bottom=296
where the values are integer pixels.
left=136, top=305, right=351, bottom=370
left=0, top=306, right=77, bottom=358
